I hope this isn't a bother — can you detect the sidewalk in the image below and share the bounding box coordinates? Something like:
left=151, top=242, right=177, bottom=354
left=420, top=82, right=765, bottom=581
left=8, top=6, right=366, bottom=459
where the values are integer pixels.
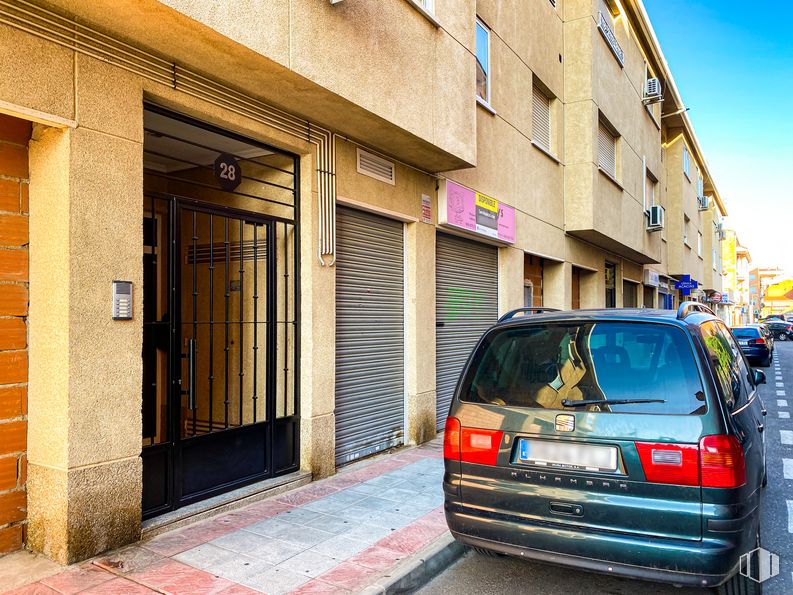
left=6, top=437, right=457, bottom=594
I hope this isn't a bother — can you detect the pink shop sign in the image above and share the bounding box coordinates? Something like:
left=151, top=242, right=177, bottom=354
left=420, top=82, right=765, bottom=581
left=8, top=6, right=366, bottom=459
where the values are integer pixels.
left=439, top=179, right=515, bottom=244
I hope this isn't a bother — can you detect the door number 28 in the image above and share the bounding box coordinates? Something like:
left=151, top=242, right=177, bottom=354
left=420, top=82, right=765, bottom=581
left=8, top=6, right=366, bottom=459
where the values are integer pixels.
left=214, top=153, right=242, bottom=191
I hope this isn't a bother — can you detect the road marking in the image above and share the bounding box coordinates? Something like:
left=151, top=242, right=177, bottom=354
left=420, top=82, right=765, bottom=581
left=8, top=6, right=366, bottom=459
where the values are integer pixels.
left=778, top=399, right=789, bottom=407
left=785, top=459, right=793, bottom=479
left=776, top=375, right=784, bottom=380
left=777, top=382, right=785, bottom=388
left=778, top=390, right=787, bottom=396
left=789, top=501, right=793, bottom=532
left=782, top=430, right=793, bottom=445
left=781, top=411, right=790, bottom=419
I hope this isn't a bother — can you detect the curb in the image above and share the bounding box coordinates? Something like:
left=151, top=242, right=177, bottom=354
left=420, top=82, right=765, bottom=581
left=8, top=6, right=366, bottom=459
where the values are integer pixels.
left=361, top=532, right=466, bottom=594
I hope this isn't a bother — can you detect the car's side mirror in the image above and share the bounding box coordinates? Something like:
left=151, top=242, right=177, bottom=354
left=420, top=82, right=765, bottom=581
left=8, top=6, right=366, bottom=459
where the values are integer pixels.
left=753, top=369, right=766, bottom=385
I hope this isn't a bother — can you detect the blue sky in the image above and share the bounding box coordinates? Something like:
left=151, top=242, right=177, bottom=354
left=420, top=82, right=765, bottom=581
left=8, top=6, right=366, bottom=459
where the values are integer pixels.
left=644, top=0, right=793, bottom=272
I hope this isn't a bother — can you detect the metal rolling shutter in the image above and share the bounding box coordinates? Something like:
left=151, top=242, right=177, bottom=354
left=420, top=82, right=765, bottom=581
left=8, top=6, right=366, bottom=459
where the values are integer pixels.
left=598, top=121, right=617, bottom=177
left=436, top=234, right=498, bottom=428
left=335, top=207, right=404, bottom=465
left=532, top=85, right=551, bottom=151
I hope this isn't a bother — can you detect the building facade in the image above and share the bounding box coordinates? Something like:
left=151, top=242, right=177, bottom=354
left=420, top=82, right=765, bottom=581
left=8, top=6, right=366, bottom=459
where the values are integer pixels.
left=0, top=0, right=728, bottom=562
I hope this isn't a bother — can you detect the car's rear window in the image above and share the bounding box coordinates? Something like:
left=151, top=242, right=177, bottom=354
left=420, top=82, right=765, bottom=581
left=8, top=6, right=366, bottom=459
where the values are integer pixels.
left=732, top=328, right=760, bottom=339
left=460, top=321, right=706, bottom=415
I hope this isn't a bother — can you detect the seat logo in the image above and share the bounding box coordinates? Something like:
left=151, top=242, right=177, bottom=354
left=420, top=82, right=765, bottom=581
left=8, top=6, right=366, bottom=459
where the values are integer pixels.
left=555, top=414, right=575, bottom=432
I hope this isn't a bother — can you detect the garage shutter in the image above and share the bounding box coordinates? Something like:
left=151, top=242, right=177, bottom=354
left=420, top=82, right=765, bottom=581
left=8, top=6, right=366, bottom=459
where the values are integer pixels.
left=335, top=207, right=404, bottom=465
left=436, top=234, right=498, bottom=428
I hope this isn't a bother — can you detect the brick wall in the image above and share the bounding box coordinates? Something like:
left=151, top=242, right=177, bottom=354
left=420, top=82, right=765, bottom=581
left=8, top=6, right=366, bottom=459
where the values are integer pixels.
left=0, top=114, right=30, bottom=555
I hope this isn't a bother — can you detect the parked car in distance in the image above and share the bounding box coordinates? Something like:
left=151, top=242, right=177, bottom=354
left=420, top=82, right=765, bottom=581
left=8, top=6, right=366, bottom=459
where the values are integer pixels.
left=763, top=320, right=793, bottom=342
left=444, top=303, right=767, bottom=594
left=732, top=326, right=773, bottom=366
left=746, top=323, right=774, bottom=352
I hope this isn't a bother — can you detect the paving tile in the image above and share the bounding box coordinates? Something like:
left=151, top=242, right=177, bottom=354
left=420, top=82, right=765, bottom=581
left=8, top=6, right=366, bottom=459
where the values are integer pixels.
left=243, top=500, right=295, bottom=519
left=309, top=536, right=369, bottom=560
left=276, top=549, right=338, bottom=578
left=78, top=577, right=157, bottom=594
left=142, top=527, right=209, bottom=557
left=360, top=475, right=405, bottom=488
left=375, top=520, right=446, bottom=555
left=348, top=545, right=406, bottom=571
left=341, top=522, right=396, bottom=543
left=291, top=579, right=351, bottom=594
left=353, top=496, right=401, bottom=512
left=249, top=521, right=334, bottom=548
left=126, top=558, right=237, bottom=594
left=275, top=507, right=323, bottom=525
left=275, top=485, right=339, bottom=507
left=211, top=532, right=305, bottom=565
left=345, top=482, right=385, bottom=496
left=93, top=545, right=164, bottom=575
left=316, top=561, right=381, bottom=591
left=216, top=585, right=262, bottom=595
left=238, top=565, right=310, bottom=594
left=174, top=542, right=241, bottom=572
left=245, top=517, right=301, bottom=538
left=206, top=554, right=273, bottom=585
left=40, top=563, right=115, bottom=594
left=302, top=513, right=359, bottom=535
left=5, top=584, right=60, bottom=595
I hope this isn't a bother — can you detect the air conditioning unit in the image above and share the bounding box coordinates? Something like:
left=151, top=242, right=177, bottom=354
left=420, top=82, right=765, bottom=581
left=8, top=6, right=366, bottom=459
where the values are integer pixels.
left=646, top=204, right=665, bottom=231
left=717, top=224, right=726, bottom=240
left=697, top=195, right=709, bottom=210
left=643, top=78, right=663, bottom=104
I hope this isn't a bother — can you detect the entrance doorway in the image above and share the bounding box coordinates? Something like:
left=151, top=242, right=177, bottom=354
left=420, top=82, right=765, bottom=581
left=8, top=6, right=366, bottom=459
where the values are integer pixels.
left=141, top=106, right=299, bottom=518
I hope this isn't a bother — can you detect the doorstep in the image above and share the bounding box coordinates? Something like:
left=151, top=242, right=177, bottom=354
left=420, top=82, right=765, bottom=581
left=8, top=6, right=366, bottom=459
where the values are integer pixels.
left=142, top=470, right=312, bottom=539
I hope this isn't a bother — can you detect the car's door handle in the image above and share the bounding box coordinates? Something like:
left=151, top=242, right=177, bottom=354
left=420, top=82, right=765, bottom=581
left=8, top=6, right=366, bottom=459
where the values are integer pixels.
left=756, top=423, right=764, bottom=433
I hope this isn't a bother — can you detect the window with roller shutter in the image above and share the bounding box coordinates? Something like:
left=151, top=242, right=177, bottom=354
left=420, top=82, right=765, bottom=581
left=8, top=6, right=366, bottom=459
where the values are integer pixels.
left=532, top=85, right=552, bottom=153
left=598, top=119, right=618, bottom=179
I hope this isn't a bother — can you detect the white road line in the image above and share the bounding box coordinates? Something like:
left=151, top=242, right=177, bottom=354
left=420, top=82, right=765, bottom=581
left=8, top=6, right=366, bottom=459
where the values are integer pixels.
left=777, top=390, right=787, bottom=396
left=785, top=459, right=793, bottom=479
left=776, top=375, right=783, bottom=380
left=780, top=411, right=790, bottom=419
left=777, top=382, right=785, bottom=388
left=778, top=399, right=789, bottom=407
left=782, top=430, right=793, bottom=445
left=789, top=501, right=793, bottom=533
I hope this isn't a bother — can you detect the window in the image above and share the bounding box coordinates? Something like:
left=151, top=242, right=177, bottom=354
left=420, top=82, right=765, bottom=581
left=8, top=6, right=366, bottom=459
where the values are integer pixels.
left=598, top=120, right=618, bottom=179
left=683, top=216, right=690, bottom=245
left=698, top=232, right=703, bottom=257
left=623, top=280, right=638, bottom=307
left=532, top=84, right=552, bottom=152
left=683, top=146, right=691, bottom=179
left=475, top=20, right=491, bottom=104
left=697, top=172, right=704, bottom=197
left=712, top=247, right=718, bottom=271
left=645, top=170, right=657, bottom=208
left=605, top=262, right=617, bottom=308
left=460, top=322, right=705, bottom=415
left=702, top=322, right=751, bottom=409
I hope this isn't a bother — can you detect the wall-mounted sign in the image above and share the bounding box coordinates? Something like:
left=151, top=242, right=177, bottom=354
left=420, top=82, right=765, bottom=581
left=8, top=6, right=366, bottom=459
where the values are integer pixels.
left=214, top=153, right=242, bottom=192
left=643, top=269, right=660, bottom=288
left=421, top=194, right=432, bottom=224
left=674, top=274, right=699, bottom=296
left=439, top=179, right=515, bottom=244
left=710, top=291, right=722, bottom=303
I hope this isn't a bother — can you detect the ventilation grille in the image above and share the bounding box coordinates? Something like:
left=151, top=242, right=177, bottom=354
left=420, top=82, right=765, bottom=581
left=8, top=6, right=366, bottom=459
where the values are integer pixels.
left=356, top=149, right=395, bottom=185
left=187, top=240, right=267, bottom=265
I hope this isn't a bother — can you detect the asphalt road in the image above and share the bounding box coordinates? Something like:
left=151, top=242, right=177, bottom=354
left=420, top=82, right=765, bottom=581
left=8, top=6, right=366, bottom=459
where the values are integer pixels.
left=418, top=342, right=793, bottom=595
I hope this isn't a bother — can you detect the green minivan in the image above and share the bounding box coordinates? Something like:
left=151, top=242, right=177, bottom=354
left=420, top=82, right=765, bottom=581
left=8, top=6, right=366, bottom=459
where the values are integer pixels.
left=443, top=303, right=767, bottom=593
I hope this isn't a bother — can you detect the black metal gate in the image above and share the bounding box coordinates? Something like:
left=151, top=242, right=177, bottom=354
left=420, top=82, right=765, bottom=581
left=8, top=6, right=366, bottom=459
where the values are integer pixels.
left=141, top=105, right=299, bottom=519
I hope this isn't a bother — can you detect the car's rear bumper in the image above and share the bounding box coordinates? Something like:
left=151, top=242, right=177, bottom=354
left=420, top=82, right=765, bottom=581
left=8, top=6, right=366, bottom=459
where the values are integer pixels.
left=445, top=503, right=744, bottom=588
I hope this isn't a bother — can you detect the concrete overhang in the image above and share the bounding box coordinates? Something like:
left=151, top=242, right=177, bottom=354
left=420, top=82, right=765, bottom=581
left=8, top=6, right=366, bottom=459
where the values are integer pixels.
left=566, top=230, right=660, bottom=265
left=34, top=0, right=474, bottom=173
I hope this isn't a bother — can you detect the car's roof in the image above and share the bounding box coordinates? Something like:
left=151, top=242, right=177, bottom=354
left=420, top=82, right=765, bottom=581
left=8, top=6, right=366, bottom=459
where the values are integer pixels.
left=496, top=307, right=714, bottom=329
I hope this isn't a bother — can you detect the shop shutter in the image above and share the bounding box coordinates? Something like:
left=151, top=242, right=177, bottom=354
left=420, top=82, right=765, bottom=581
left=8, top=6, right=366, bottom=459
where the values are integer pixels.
left=435, top=234, right=498, bottom=429
left=335, top=207, right=404, bottom=465
left=532, top=85, right=552, bottom=151
left=598, top=121, right=617, bottom=177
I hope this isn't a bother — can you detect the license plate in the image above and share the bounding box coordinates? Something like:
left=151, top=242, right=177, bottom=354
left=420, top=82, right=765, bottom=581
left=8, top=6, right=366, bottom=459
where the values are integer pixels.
left=518, top=439, right=618, bottom=472
left=740, top=341, right=750, bottom=346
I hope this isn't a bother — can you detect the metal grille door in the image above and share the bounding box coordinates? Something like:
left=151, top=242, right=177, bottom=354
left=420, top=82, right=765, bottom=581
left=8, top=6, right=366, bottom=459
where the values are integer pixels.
left=335, top=207, right=404, bottom=465
left=436, top=234, right=498, bottom=428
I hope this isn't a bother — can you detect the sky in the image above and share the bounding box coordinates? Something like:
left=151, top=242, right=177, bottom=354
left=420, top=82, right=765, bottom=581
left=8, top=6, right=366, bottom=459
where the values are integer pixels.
left=643, top=0, right=793, bottom=273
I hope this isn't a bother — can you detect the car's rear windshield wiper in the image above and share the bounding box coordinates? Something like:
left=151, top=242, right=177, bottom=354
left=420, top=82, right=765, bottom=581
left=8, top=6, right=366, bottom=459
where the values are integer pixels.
left=560, top=398, right=666, bottom=407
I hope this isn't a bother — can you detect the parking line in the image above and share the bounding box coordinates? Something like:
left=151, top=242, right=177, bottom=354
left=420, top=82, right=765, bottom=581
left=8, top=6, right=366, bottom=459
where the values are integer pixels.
left=781, top=411, right=790, bottom=419
left=789, top=501, right=793, bottom=533
left=777, top=382, right=785, bottom=388
left=778, top=399, right=789, bottom=407
left=782, top=430, right=793, bottom=445
left=784, top=459, right=793, bottom=479
left=778, top=390, right=787, bottom=396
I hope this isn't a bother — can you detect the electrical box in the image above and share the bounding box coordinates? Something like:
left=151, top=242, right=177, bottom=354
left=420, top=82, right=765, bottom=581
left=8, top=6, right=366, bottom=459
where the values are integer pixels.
left=112, top=280, right=133, bottom=320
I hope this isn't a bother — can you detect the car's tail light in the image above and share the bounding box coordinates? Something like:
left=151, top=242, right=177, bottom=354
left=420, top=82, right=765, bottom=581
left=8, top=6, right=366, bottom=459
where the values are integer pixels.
left=636, top=442, right=699, bottom=486
left=460, top=427, right=504, bottom=465
left=700, top=435, right=746, bottom=488
left=443, top=417, right=461, bottom=461
left=754, top=338, right=765, bottom=344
